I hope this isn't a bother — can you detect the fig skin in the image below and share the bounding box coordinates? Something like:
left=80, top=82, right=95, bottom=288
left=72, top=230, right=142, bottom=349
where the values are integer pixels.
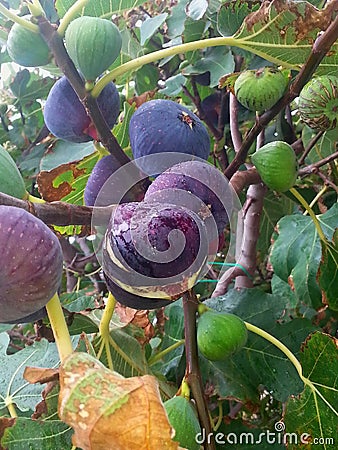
left=65, top=16, right=122, bottom=81
left=197, top=310, right=248, bottom=361
left=102, top=201, right=206, bottom=301
left=104, top=274, right=172, bottom=310
left=234, top=67, right=288, bottom=112
left=164, top=396, right=201, bottom=450
left=84, top=155, right=138, bottom=206
left=298, top=75, right=338, bottom=131
left=144, top=160, right=230, bottom=235
left=129, top=99, right=210, bottom=175
left=251, top=141, right=298, bottom=192
left=7, top=21, right=51, bottom=67
left=0, top=206, right=63, bottom=323
left=4, top=307, right=47, bottom=324
left=43, top=76, right=120, bottom=143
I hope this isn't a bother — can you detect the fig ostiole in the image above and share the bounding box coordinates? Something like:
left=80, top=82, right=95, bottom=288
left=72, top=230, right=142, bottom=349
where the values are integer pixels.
left=65, top=16, right=122, bottom=81
left=298, top=75, right=338, bottom=131
left=197, top=309, right=248, bottom=361
left=251, top=141, right=298, bottom=192
left=234, top=67, right=288, bottom=112
left=129, top=99, right=210, bottom=175
left=0, top=206, right=63, bottom=323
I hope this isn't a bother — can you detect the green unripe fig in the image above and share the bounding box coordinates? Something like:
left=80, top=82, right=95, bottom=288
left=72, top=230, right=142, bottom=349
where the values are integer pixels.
left=197, top=310, right=248, bottom=361
left=164, top=396, right=201, bottom=450
left=0, top=145, right=26, bottom=199
left=298, top=75, right=338, bottom=131
left=65, top=16, right=122, bottom=81
left=251, top=141, right=298, bottom=192
left=234, top=67, right=288, bottom=112
left=7, top=21, right=51, bottom=67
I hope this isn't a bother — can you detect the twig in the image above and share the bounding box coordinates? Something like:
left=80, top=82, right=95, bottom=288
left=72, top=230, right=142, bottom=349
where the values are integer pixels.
left=299, top=151, right=338, bottom=175
left=36, top=15, right=131, bottom=168
left=224, top=15, right=338, bottom=180
left=183, top=291, right=216, bottom=450
left=229, top=93, right=242, bottom=153
left=298, top=130, right=325, bottom=165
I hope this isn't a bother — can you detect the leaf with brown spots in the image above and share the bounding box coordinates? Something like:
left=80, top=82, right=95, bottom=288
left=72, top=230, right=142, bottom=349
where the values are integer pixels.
left=58, top=352, right=178, bottom=450
left=222, top=0, right=338, bottom=74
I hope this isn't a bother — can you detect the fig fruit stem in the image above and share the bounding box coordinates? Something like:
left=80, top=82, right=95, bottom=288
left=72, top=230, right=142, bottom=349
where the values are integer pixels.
left=244, top=321, right=302, bottom=379
left=57, top=0, right=89, bottom=37
left=289, top=188, right=327, bottom=243
left=183, top=290, right=216, bottom=450
left=46, top=293, right=73, bottom=363
left=5, top=400, right=18, bottom=418
left=97, top=292, right=116, bottom=370
left=148, top=339, right=185, bottom=366
left=0, top=5, right=39, bottom=32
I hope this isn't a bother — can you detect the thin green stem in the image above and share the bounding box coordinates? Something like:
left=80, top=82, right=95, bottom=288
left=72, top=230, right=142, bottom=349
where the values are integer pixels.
left=289, top=187, right=327, bottom=243
left=91, top=37, right=238, bottom=97
left=46, top=292, right=73, bottom=362
left=148, top=339, right=185, bottom=366
left=0, top=4, right=39, bottom=32
left=304, top=186, right=328, bottom=216
left=5, top=400, right=17, bottom=418
left=26, top=0, right=44, bottom=17
left=58, top=0, right=89, bottom=37
left=99, top=292, right=116, bottom=338
left=244, top=322, right=303, bottom=379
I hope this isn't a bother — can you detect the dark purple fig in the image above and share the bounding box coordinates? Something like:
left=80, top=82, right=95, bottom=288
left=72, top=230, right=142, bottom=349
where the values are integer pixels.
left=193, top=72, right=211, bottom=86
left=129, top=99, right=210, bottom=175
left=43, top=76, right=120, bottom=143
left=104, top=274, right=172, bottom=310
left=0, top=206, right=63, bottom=323
left=4, top=307, right=47, bottom=324
left=102, top=201, right=208, bottom=301
left=144, top=160, right=230, bottom=236
left=200, top=92, right=223, bottom=127
left=84, top=155, right=148, bottom=207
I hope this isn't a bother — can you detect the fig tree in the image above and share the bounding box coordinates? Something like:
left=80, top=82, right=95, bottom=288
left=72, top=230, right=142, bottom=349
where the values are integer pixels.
left=164, top=396, right=201, bottom=450
left=7, top=20, right=51, bottom=67
left=43, top=76, right=120, bottom=143
left=251, top=141, right=298, bottom=192
left=298, top=75, right=338, bottom=131
left=129, top=99, right=210, bottom=175
left=234, top=67, right=288, bottom=112
left=65, top=16, right=122, bottom=81
left=0, top=206, right=63, bottom=323
left=197, top=310, right=248, bottom=361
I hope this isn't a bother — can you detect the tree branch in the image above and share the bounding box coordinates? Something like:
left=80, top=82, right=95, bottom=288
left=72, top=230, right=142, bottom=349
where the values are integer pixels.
left=224, top=14, right=338, bottom=180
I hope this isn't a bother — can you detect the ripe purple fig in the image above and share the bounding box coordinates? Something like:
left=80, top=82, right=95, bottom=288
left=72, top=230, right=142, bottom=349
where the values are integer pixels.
left=43, top=76, right=120, bottom=143
left=0, top=206, right=63, bottom=323
left=102, top=201, right=208, bottom=303
left=144, top=160, right=230, bottom=236
left=129, top=99, right=210, bottom=175
left=104, top=274, right=172, bottom=310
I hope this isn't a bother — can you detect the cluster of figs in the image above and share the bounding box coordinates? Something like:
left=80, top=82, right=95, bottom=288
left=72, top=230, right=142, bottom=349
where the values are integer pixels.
left=2, top=14, right=337, bottom=325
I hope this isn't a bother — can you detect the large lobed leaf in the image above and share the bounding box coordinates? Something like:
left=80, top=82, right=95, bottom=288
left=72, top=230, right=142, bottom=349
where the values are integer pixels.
left=219, top=0, right=337, bottom=74
left=284, top=332, right=338, bottom=449
left=55, top=0, right=147, bottom=19
left=270, top=203, right=338, bottom=309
